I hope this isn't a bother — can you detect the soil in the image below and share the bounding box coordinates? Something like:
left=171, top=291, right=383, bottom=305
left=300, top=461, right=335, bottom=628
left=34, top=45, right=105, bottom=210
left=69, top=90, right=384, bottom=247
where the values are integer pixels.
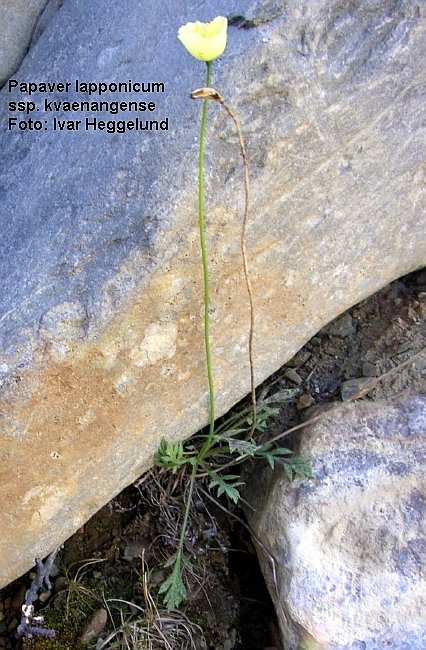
left=0, top=268, right=425, bottom=650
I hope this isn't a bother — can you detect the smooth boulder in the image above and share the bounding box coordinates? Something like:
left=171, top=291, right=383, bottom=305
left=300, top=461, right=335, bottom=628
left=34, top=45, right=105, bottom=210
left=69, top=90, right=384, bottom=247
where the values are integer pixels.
left=0, top=0, right=54, bottom=86
left=0, top=0, right=425, bottom=587
left=245, top=392, right=426, bottom=649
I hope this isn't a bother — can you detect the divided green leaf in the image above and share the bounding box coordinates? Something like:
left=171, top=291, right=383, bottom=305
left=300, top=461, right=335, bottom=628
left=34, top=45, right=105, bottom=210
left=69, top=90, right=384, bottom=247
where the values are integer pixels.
left=246, top=404, right=280, bottom=431
left=158, top=557, right=187, bottom=611
left=220, top=434, right=259, bottom=456
left=254, top=444, right=292, bottom=469
left=209, top=473, right=244, bottom=503
left=155, top=438, right=187, bottom=474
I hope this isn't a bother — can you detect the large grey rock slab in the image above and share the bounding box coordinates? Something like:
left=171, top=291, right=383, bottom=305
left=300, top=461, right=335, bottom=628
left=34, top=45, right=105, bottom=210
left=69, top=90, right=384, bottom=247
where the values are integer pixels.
left=0, top=0, right=52, bottom=86
left=245, top=392, right=426, bottom=650
left=0, top=0, right=425, bottom=587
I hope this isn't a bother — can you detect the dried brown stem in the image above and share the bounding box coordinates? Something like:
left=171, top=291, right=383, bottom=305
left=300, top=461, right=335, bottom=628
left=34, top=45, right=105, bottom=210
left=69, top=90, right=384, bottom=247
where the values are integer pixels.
left=191, top=87, right=257, bottom=438
left=209, top=346, right=426, bottom=476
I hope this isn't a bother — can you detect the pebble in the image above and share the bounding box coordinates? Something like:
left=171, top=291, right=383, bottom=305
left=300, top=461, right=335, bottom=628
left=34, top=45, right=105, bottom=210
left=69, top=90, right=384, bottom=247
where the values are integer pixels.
left=39, top=589, right=51, bottom=603
left=123, top=537, right=150, bottom=561
left=396, top=341, right=412, bottom=355
left=362, top=362, right=377, bottom=377
left=54, top=576, right=68, bottom=593
left=284, top=368, right=303, bottom=386
left=309, top=336, right=321, bottom=348
left=216, top=628, right=237, bottom=650
left=297, top=393, right=315, bottom=410
left=80, top=608, right=108, bottom=645
left=340, top=378, right=372, bottom=400
left=324, top=312, right=357, bottom=338
left=150, top=570, right=164, bottom=585
left=286, top=349, right=311, bottom=367
left=414, top=354, right=426, bottom=372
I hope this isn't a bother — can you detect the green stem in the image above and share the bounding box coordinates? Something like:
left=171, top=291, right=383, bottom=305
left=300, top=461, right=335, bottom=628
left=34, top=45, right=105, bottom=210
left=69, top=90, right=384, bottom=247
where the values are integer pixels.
left=198, top=60, right=215, bottom=452
left=177, top=460, right=197, bottom=553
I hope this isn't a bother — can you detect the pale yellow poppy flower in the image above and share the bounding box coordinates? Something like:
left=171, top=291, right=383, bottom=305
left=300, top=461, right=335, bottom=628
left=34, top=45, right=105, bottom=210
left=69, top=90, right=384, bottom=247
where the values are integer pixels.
left=178, top=16, right=228, bottom=62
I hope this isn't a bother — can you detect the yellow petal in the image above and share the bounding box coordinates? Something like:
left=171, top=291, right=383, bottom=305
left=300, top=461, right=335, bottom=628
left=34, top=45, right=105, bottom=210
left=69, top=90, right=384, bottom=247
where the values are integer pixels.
left=178, top=16, right=228, bottom=62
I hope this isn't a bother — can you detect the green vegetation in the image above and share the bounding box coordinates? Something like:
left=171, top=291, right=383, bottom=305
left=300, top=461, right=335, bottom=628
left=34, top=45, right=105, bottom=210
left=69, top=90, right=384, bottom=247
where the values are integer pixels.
left=155, top=391, right=312, bottom=610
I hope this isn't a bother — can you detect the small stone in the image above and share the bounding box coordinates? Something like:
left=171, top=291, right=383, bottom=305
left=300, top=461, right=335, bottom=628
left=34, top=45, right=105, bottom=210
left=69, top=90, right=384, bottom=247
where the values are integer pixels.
left=215, top=629, right=237, bottom=650
left=324, top=312, right=357, bottom=338
left=123, top=536, right=150, bottom=561
left=309, top=337, right=321, bottom=348
left=38, top=589, right=51, bottom=603
left=396, top=340, right=412, bottom=355
left=54, top=576, right=68, bottom=593
left=362, top=362, right=377, bottom=377
left=150, top=570, right=164, bottom=585
left=340, top=377, right=372, bottom=400
left=284, top=369, right=303, bottom=386
left=417, top=296, right=426, bottom=319
left=414, top=353, right=426, bottom=372
left=297, top=393, right=315, bottom=410
left=286, top=350, right=311, bottom=367
left=80, top=608, right=108, bottom=645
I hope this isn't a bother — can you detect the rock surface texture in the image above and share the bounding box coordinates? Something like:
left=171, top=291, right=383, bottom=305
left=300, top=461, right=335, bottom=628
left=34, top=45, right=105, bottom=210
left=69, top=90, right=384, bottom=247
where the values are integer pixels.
left=0, top=0, right=54, bottom=86
left=0, top=0, right=425, bottom=587
left=245, top=392, right=426, bottom=650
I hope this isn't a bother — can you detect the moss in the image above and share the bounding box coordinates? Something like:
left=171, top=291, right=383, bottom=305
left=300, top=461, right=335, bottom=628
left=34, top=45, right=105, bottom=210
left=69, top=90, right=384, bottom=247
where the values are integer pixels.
left=22, top=578, right=107, bottom=650
left=22, top=604, right=88, bottom=650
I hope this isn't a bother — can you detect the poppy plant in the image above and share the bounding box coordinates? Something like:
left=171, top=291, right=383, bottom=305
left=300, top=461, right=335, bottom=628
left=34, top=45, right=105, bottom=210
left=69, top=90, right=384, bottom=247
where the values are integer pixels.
left=177, top=16, right=229, bottom=448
